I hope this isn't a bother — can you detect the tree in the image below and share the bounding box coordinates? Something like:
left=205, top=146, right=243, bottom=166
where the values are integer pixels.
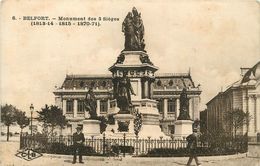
left=1, top=104, right=19, bottom=141
left=16, top=110, right=30, bottom=133
left=224, top=108, right=251, bottom=139
left=37, top=105, right=68, bottom=137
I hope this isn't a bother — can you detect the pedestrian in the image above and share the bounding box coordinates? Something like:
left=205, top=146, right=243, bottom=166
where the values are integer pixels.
left=186, top=128, right=201, bottom=166
left=72, top=126, right=85, bottom=164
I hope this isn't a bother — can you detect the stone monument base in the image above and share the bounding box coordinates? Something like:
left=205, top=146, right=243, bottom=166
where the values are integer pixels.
left=114, top=114, right=135, bottom=134
left=173, top=120, right=193, bottom=140
left=82, top=119, right=101, bottom=138
left=138, top=111, right=168, bottom=139
left=134, top=99, right=169, bottom=139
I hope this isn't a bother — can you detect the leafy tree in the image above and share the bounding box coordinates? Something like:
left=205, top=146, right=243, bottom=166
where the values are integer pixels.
left=224, top=108, right=251, bottom=139
left=16, top=110, right=30, bottom=133
left=1, top=104, right=19, bottom=141
left=37, top=105, right=68, bottom=137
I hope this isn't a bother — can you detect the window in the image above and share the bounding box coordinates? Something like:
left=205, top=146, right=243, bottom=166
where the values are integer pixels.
left=77, top=100, right=85, bottom=113
left=157, top=100, right=164, bottom=113
left=100, top=100, right=108, bottom=113
left=168, top=99, right=175, bottom=113
left=66, top=100, right=73, bottom=113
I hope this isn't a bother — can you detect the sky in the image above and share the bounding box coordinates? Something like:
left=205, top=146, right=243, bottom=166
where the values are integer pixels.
left=1, top=0, right=259, bottom=116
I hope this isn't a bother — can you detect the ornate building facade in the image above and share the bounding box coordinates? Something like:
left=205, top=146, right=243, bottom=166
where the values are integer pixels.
left=206, top=62, right=260, bottom=141
left=53, top=72, right=201, bottom=136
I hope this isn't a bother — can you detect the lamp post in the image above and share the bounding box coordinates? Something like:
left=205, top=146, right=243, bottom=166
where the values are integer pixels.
left=30, top=104, right=34, bottom=136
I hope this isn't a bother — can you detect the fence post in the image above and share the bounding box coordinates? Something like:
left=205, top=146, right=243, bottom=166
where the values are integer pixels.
left=123, top=133, right=126, bottom=157
left=160, top=136, right=163, bottom=149
left=91, top=136, right=94, bottom=149
left=147, top=136, right=151, bottom=152
left=102, top=133, right=106, bottom=155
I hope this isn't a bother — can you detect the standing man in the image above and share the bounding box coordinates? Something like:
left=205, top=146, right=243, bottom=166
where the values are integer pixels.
left=72, top=126, right=85, bottom=164
left=186, top=128, right=201, bottom=166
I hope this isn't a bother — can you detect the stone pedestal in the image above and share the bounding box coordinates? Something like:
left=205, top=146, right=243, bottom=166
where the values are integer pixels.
left=114, top=114, right=135, bottom=135
left=82, top=119, right=101, bottom=138
left=173, top=120, right=193, bottom=139
left=135, top=99, right=168, bottom=139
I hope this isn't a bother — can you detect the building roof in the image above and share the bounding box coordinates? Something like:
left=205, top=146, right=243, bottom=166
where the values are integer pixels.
left=60, top=73, right=196, bottom=90
left=207, top=61, right=260, bottom=105
left=241, top=61, right=260, bottom=85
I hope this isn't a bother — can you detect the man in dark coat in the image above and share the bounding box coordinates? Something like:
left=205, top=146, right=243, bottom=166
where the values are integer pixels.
left=186, top=128, right=201, bottom=166
left=72, top=126, right=85, bottom=164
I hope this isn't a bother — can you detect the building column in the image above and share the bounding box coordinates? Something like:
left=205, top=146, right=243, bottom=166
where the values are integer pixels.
left=189, top=98, right=193, bottom=120
left=62, top=99, right=66, bottom=115
left=96, top=99, right=100, bottom=116
left=163, top=98, right=168, bottom=119
left=144, top=81, right=149, bottom=99
left=194, top=96, right=200, bottom=120
left=107, top=99, right=110, bottom=112
left=55, top=97, right=62, bottom=109
left=248, top=96, right=254, bottom=135
left=253, top=96, right=257, bottom=133
left=255, top=96, right=260, bottom=132
left=242, top=92, right=249, bottom=133
left=256, top=97, right=259, bottom=132
left=176, top=98, right=180, bottom=120
left=73, top=99, right=77, bottom=118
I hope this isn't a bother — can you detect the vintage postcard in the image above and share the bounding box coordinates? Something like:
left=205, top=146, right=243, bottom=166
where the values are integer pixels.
left=0, top=0, right=260, bottom=165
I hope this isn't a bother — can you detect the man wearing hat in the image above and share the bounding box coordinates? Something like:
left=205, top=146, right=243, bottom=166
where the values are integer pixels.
left=72, top=126, right=85, bottom=164
left=186, top=128, right=201, bottom=166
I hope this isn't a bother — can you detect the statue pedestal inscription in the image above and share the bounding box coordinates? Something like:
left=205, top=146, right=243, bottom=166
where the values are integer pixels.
left=82, top=119, right=101, bottom=138
left=114, top=114, right=135, bottom=132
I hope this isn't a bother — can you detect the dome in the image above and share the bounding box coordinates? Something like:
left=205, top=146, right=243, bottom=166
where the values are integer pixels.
left=241, top=61, right=260, bottom=84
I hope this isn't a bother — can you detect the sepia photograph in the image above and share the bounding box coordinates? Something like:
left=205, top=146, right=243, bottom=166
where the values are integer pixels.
left=0, top=0, right=260, bottom=165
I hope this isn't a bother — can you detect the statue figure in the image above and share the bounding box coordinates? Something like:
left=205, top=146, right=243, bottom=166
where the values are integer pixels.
left=140, top=54, right=153, bottom=65
left=177, top=88, right=191, bottom=120
left=122, top=7, right=145, bottom=51
left=84, top=87, right=97, bottom=119
left=114, top=71, right=136, bottom=113
left=116, top=54, right=125, bottom=64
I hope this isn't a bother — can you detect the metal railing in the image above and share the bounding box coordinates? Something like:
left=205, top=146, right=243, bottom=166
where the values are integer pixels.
left=20, top=133, right=210, bottom=156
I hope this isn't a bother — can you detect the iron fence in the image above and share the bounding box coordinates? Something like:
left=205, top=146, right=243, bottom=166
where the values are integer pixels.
left=20, top=133, right=210, bottom=155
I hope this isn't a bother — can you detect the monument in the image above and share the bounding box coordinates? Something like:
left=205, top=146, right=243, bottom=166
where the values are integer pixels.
left=106, top=7, right=167, bottom=138
left=173, top=88, right=193, bottom=139
left=82, top=85, right=101, bottom=137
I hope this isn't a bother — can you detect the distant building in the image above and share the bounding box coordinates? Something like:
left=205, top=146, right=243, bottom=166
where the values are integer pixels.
left=53, top=72, right=201, bottom=136
left=206, top=62, right=260, bottom=141
left=199, top=109, right=207, bottom=134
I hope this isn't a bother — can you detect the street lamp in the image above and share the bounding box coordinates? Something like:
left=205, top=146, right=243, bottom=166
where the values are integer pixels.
left=30, top=104, right=34, bottom=136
